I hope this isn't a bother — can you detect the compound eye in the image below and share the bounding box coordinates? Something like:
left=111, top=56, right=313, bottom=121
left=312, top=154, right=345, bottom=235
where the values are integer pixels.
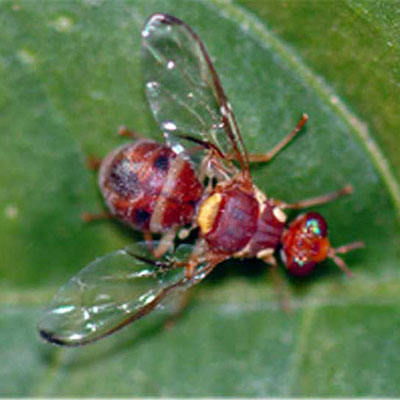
left=287, top=259, right=316, bottom=277
left=280, top=246, right=317, bottom=277
left=303, top=212, right=328, bottom=237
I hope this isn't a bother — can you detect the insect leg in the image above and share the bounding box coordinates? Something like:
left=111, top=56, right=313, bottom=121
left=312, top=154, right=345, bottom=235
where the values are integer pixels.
left=327, top=241, right=365, bottom=277
left=85, top=126, right=143, bottom=170
left=261, top=254, right=291, bottom=313
left=199, top=153, right=213, bottom=183
left=279, top=184, right=353, bottom=210
left=247, top=114, right=308, bottom=163
left=209, top=157, right=235, bottom=181
left=164, top=289, right=194, bottom=331
left=182, top=239, right=225, bottom=280
left=178, top=222, right=198, bottom=240
left=184, top=240, right=206, bottom=279
left=153, top=229, right=177, bottom=258
left=118, top=125, right=143, bottom=139
left=81, top=211, right=113, bottom=222
left=334, top=241, right=365, bottom=254
left=143, top=230, right=155, bottom=254
left=85, top=155, right=102, bottom=171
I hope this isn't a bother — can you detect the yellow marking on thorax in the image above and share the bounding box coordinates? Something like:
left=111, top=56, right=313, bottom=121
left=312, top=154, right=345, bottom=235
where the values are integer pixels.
left=197, top=193, right=222, bottom=234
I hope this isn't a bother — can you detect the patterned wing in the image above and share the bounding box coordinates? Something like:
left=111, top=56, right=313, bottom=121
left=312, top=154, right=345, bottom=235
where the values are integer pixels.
left=37, top=242, right=209, bottom=346
left=142, top=13, right=250, bottom=175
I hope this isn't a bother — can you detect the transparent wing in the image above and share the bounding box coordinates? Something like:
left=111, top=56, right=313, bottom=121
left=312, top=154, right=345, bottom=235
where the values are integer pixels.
left=38, top=242, right=209, bottom=346
left=142, top=13, right=250, bottom=175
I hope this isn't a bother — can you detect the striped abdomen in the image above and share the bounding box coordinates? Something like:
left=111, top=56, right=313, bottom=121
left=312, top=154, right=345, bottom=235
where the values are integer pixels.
left=99, top=139, right=203, bottom=233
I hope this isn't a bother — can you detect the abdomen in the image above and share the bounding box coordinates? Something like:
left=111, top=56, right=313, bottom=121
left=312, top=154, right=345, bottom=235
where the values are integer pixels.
left=99, top=139, right=203, bottom=233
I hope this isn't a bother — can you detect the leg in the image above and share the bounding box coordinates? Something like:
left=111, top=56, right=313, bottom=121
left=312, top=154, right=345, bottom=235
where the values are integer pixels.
left=81, top=211, right=113, bottom=222
left=269, top=264, right=291, bottom=313
left=279, top=184, right=353, bottom=210
left=335, top=241, right=365, bottom=254
left=199, top=152, right=232, bottom=184
left=163, top=252, right=223, bottom=330
left=152, top=229, right=177, bottom=258
left=118, top=125, right=143, bottom=139
left=184, top=239, right=209, bottom=279
left=85, top=125, right=142, bottom=170
left=142, top=229, right=176, bottom=259
left=327, top=241, right=364, bottom=277
left=261, top=254, right=291, bottom=313
left=248, top=114, right=308, bottom=163
left=178, top=223, right=198, bottom=240
left=85, top=155, right=102, bottom=171
left=183, top=239, right=225, bottom=280
left=164, top=289, right=193, bottom=331
left=143, top=230, right=155, bottom=254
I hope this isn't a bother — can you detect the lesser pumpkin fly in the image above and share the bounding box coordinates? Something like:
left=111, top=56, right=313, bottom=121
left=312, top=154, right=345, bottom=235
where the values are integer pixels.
left=38, top=13, right=364, bottom=346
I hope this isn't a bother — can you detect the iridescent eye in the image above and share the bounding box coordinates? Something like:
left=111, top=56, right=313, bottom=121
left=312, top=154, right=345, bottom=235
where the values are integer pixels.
left=303, top=212, right=328, bottom=237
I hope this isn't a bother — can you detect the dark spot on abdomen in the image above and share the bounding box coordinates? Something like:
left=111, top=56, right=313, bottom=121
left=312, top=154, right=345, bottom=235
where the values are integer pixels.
left=134, top=208, right=151, bottom=226
left=153, top=155, right=169, bottom=171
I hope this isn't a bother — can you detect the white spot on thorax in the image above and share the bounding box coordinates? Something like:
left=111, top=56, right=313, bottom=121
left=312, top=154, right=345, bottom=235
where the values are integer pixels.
left=233, top=240, right=253, bottom=259
left=256, top=248, right=274, bottom=260
left=254, top=188, right=267, bottom=212
left=273, top=207, right=287, bottom=223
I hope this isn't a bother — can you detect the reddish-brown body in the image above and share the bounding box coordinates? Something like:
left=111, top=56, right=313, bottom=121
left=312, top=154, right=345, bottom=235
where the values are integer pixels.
left=38, top=13, right=365, bottom=348
left=201, top=185, right=258, bottom=253
left=99, top=139, right=203, bottom=233
left=198, top=180, right=286, bottom=259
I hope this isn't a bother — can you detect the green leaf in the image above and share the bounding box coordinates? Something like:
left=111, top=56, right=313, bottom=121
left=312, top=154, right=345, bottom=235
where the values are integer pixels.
left=1, top=0, right=399, bottom=396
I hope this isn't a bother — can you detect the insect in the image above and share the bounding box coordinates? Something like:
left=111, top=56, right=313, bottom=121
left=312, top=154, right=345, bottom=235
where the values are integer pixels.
left=38, top=13, right=364, bottom=346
